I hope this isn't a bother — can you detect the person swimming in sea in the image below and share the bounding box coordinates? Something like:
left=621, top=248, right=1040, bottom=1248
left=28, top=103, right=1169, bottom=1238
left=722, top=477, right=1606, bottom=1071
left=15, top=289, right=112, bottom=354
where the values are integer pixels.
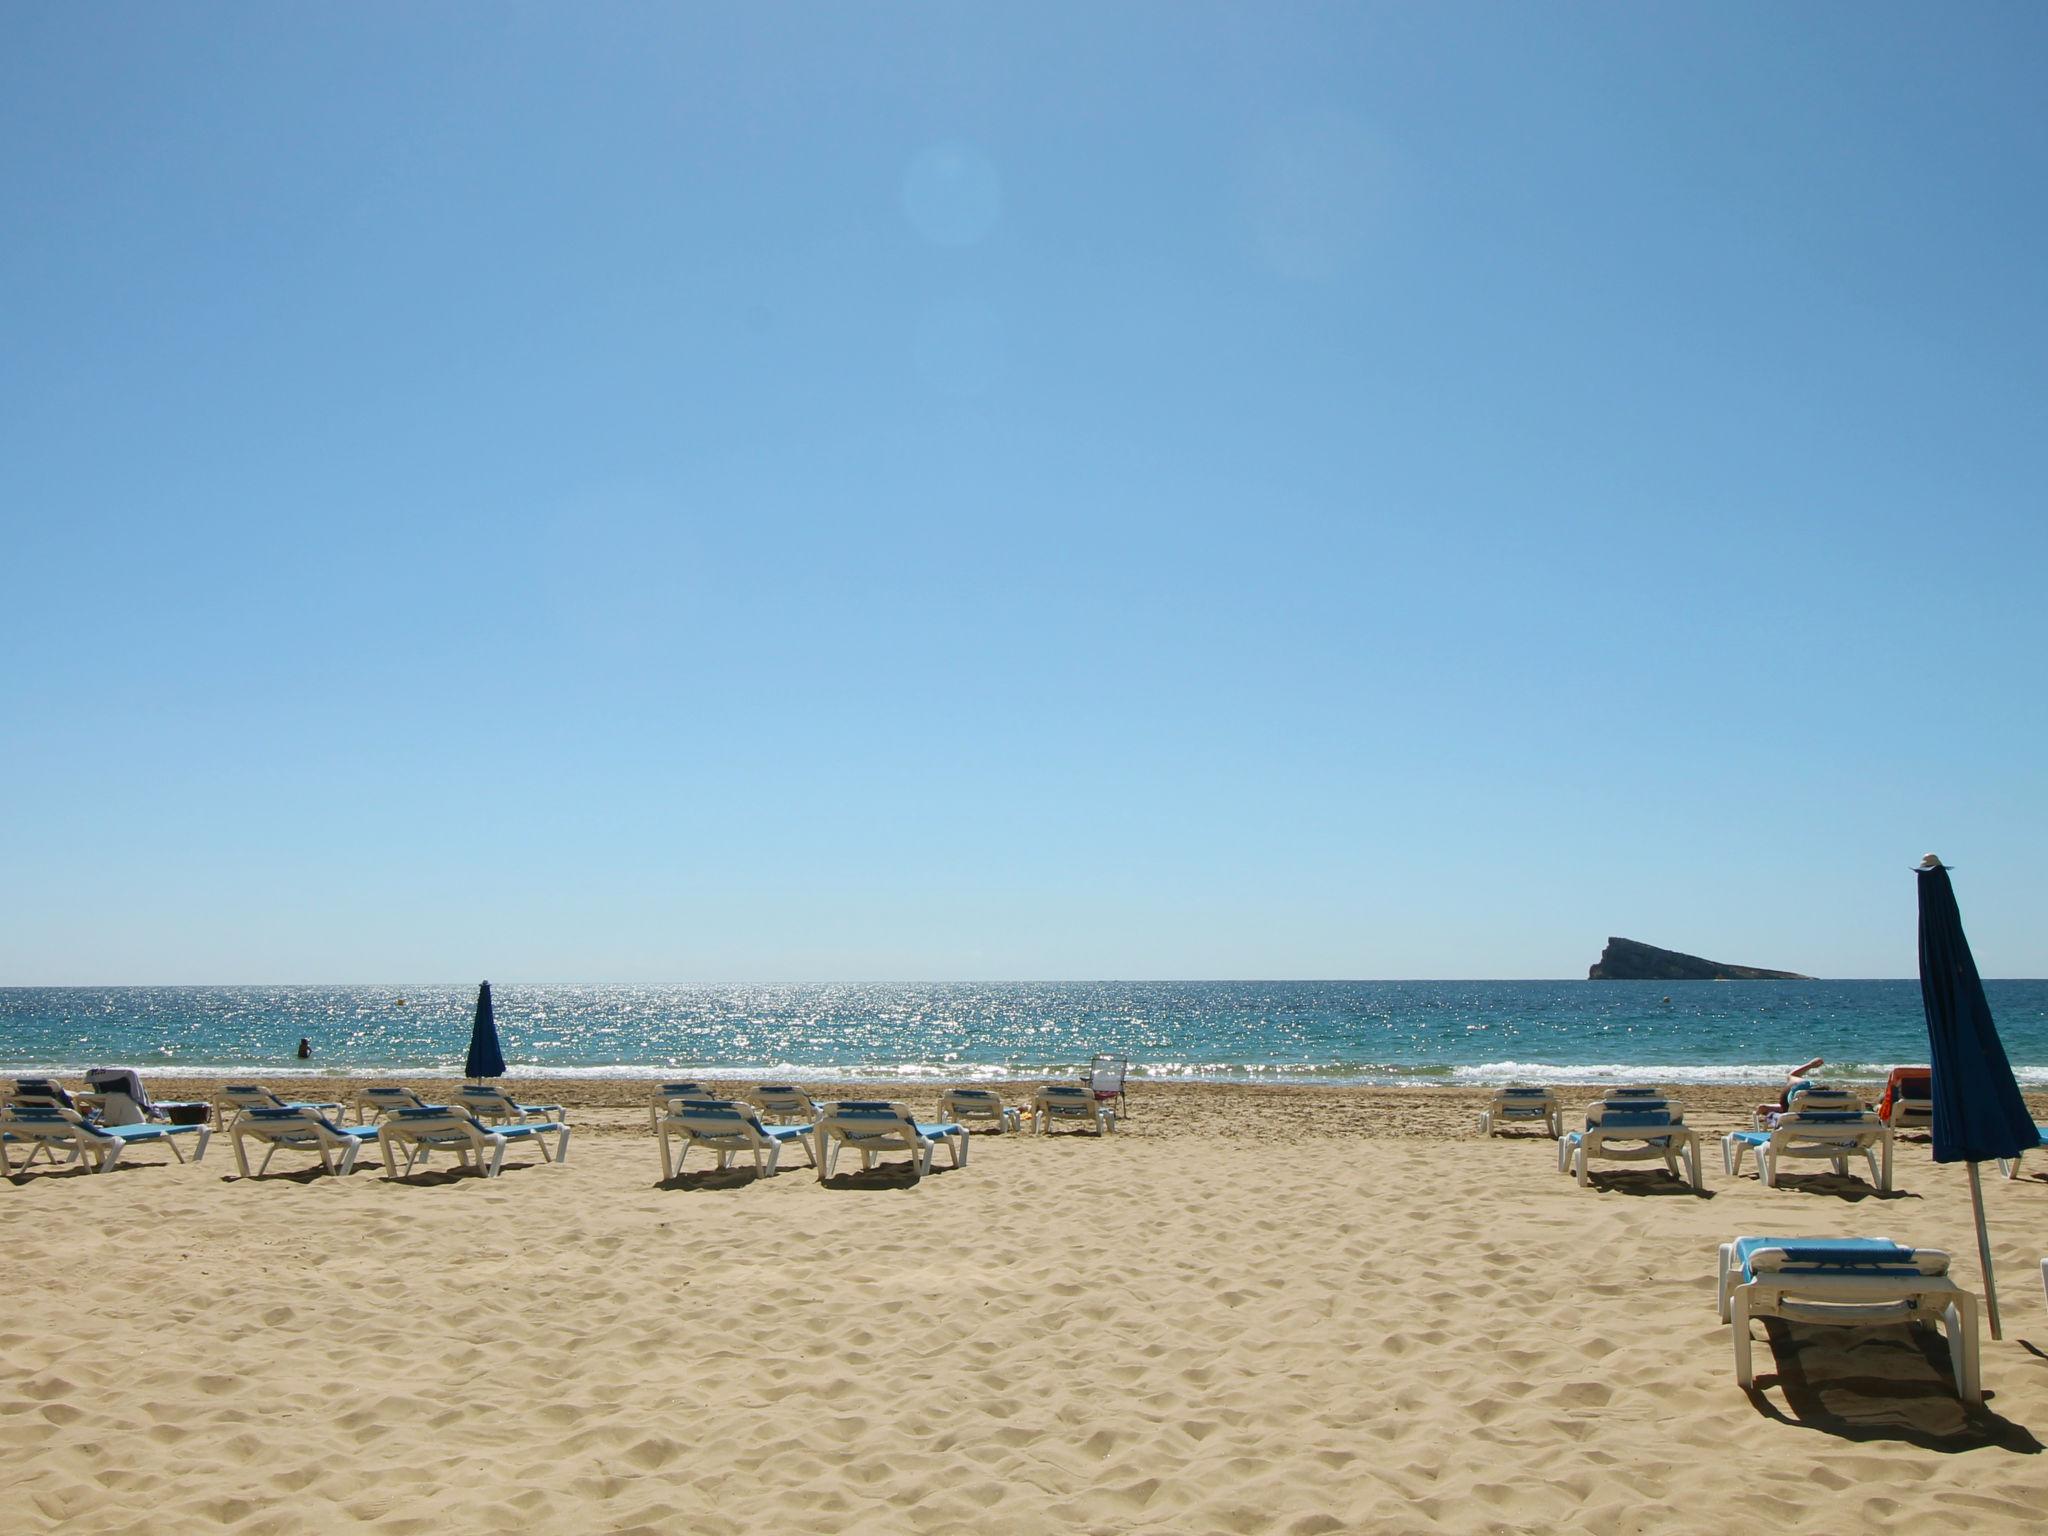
left=296, top=1037, right=312, bottom=1061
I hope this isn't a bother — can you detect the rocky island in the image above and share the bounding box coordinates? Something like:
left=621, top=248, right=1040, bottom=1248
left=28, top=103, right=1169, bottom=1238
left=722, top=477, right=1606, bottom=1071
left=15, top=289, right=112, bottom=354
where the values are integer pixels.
left=1588, top=937, right=1812, bottom=981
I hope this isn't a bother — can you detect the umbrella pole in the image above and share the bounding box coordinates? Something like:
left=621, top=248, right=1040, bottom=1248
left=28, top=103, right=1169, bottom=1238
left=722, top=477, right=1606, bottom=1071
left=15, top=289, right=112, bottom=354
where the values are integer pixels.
left=1967, top=1160, right=2002, bottom=1341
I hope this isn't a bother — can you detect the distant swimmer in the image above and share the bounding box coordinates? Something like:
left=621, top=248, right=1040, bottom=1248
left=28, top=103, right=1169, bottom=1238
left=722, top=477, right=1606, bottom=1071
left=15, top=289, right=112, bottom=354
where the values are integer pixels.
left=296, top=1037, right=312, bottom=1060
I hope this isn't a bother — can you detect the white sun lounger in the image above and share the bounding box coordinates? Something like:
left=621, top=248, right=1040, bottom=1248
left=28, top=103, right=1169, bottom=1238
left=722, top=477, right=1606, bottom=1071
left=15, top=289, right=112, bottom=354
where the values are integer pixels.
left=1, top=1104, right=210, bottom=1176
left=658, top=1099, right=815, bottom=1180
left=231, top=1106, right=383, bottom=1177
left=457, top=1085, right=567, bottom=1126
left=647, top=1081, right=715, bottom=1133
left=940, top=1087, right=1022, bottom=1134
left=1724, top=1107, right=1894, bottom=1192
left=1477, top=1087, right=1562, bottom=1138
left=1559, top=1100, right=1700, bottom=1188
left=1716, top=1236, right=1980, bottom=1404
left=377, top=1107, right=570, bottom=1180
left=1997, top=1124, right=2048, bottom=1179
left=217, top=1084, right=346, bottom=1129
left=749, top=1084, right=821, bottom=1125
left=1034, top=1082, right=1115, bottom=1135
left=813, top=1101, right=968, bottom=1181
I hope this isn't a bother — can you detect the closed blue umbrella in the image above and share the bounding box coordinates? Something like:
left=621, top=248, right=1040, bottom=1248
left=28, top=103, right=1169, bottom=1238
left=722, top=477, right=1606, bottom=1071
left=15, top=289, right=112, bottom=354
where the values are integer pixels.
left=1916, top=855, right=2041, bottom=1339
left=465, top=981, right=506, bottom=1081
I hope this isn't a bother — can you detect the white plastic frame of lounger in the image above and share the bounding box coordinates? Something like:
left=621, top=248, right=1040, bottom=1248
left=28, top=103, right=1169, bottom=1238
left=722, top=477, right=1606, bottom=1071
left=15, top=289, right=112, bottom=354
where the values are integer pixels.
left=940, top=1087, right=1022, bottom=1133
left=1716, top=1238, right=1980, bottom=1404
left=1477, top=1087, right=1562, bottom=1138
left=1723, top=1111, right=1893, bottom=1192
left=749, top=1084, right=821, bottom=1125
left=457, top=1086, right=567, bottom=1126
left=658, top=1099, right=815, bottom=1180
left=217, top=1085, right=346, bottom=1129
left=0, top=1105, right=210, bottom=1176
left=232, top=1106, right=381, bottom=1178
left=1559, top=1102, right=1700, bottom=1188
left=813, top=1101, right=968, bottom=1180
left=1034, top=1082, right=1115, bottom=1135
left=1996, top=1125, right=2048, bottom=1179
left=647, top=1082, right=714, bottom=1133
left=377, top=1109, right=571, bottom=1180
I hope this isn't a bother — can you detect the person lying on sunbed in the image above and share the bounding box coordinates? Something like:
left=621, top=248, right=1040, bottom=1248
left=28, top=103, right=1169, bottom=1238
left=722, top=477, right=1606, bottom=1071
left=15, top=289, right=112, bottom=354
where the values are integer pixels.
left=1752, top=1057, right=1825, bottom=1126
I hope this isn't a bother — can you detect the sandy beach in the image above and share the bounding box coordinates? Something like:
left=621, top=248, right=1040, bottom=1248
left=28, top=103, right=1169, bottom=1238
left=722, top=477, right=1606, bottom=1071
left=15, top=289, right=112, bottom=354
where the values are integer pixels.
left=7, top=1079, right=2048, bottom=1534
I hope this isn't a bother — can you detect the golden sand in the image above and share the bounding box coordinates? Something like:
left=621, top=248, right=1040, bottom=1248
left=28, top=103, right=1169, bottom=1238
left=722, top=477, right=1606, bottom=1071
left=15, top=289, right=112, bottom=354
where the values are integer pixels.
left=6, top=1080, right=2047, bottom=1533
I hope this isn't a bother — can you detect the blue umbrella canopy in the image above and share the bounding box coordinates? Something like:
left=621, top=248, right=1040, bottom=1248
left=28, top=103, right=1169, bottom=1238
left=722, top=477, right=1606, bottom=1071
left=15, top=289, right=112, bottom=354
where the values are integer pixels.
left=1915, top=856, right=2041, bottom=1340
left=1916, top=862, right=2040, bottom=1164
left=465, top=980, right=506, bottom=1080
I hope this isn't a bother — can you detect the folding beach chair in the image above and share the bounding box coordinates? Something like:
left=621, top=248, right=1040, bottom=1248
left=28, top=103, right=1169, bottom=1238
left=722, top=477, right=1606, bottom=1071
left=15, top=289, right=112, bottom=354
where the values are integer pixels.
left=1088, top=1053, right=1128, bottom=1118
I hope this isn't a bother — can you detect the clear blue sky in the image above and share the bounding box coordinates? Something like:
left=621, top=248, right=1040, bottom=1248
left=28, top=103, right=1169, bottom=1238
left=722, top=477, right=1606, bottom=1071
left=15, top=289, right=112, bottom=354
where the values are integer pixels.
left=4, top=4, right=2045, bottom=983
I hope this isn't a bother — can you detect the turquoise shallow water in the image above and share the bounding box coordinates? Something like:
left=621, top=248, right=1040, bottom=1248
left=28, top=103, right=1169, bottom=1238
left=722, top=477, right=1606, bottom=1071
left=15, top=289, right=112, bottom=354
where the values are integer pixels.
left=4, top=980, right=2047, bottom=1086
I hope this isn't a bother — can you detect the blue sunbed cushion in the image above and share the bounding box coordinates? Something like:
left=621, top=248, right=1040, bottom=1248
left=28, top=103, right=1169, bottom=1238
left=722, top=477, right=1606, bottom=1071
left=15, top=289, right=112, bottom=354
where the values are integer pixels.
left=1733, top=1236, right=1922, bottom=1282
left=915, top=1122, right=966, bottom=1138
left=99, top=1122, right=201, bottom=1141
left=1726, top=1130, right=1769, bottom=1147
left=1789, top=1110, right=1872, bottom=1124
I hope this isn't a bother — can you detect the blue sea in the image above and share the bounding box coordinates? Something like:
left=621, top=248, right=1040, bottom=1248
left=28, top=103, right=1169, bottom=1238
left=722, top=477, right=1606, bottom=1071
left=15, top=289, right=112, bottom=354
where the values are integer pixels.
left=4, top=981, right=2048, bottom=1086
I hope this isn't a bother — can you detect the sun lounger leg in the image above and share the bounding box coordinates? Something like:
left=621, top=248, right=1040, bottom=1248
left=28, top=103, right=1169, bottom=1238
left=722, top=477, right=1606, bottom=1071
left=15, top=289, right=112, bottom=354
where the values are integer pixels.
left=487, top=1136, right=507, bottom=1178
left=1939, top=1297, right=1979, bottom=1405
left=1731, top=1292, right=1758, bottom=1389
left=233, top=1136, right=253, bottom=1178
left=955, top=1131, right=969, bottom=1167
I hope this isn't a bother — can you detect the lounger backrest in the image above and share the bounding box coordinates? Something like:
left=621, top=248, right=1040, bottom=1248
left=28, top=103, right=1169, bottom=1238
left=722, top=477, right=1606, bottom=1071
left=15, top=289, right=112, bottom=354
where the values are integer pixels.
left=223, top=1086, right=284, bottom=1109
left=657, top=1081, right=711, bottom=1101
left=1742, top=1241, right=1949, bottom=1279
left=1, top=1104, right=104, bottom=1137
left=751, top=1085, right=816, bottom=1119
left=390, top=1107, right=493, bottom=1139
left=1587, top=1103, right=1680, bottom=1129
left=1038, top=1084, right=1098, bottom=1113
left=364, top=1087, right=430, bottom=1114
left=941, top=1088, right=1006, bottom=1120
left=12, top=1079, right=77, bottom=1109
left=457, top=1087, right=518, bottom=1113
left=1788, top=1088, right=1861, bottom=1112
left=671, top=1099, right=775, bottom=1137
left=245, top=1105, right=351, bottom=1138
left=1778, top=1108, right=1882, bottom=1131
left=822, top=1101, right=916, bottom=1131
left=1607, top=1086, right=1664, bottom=1098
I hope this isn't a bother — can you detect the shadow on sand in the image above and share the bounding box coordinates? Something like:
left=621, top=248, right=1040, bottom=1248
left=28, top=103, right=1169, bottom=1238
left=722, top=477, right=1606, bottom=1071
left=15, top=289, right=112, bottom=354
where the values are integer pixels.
left=1748, top=1318, right=2043, bottom=1452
